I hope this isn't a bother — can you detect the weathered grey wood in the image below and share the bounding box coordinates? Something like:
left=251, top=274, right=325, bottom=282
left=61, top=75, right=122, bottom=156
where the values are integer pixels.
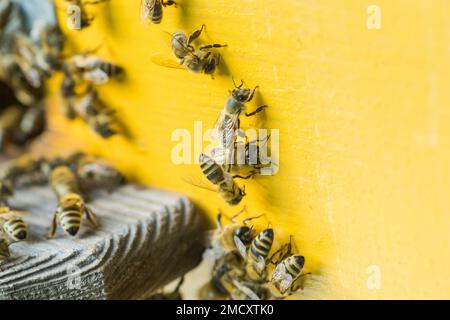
left=0, top=185, right=205, bottom=299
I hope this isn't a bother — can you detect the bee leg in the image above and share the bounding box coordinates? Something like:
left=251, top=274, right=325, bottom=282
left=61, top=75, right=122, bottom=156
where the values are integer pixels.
left=232, top=171, right=258, bottom=180
left=245, top=105, right=268, bottom=117
left=216, top=211, right=223, bottom=229
left=48, top=212, right=58, bottom=238
left=85, top=206, right=98, bottom=227
left=199, top=43, right=228, bottom=50
left=188, top=24, right=205, bottom=45
left=232, top=77, right=245, bottom=89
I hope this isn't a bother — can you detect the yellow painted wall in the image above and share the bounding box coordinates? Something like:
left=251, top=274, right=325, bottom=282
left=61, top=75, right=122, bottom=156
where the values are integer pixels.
left=45, top=0, right=450, bottom=299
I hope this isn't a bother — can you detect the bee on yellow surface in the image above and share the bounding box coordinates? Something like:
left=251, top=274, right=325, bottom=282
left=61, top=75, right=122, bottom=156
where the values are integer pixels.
left=152, top=25, right=227, bottom=76
left=64, top=0, right=108, bottom=30
left=48, top=165, right=97, bottom=237
left=208, top=208, right=261, bottom=258
left=268, top=254, right=308, bottom=298
left=211, top=135, right=272, bottom=176
left=0, top=238, right=11, bottom=259
left=198, top=153, right=247, bottom=206
left=64, top=54, right=123, bottom=85
left=245, top=228, right=274, bottom=281
left=0, top=207, right=28, bottom=241
left=140, top=0, right=177, bottom=25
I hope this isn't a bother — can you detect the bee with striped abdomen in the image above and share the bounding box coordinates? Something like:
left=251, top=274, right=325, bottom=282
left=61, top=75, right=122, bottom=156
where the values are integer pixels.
left=48, top=165, right=97, bottom=237
left=198, top=153, right=248, bottom=206
left=268, top=254, right=308, bottom=298
left=65, top=54, right=123, bottom=85
left=245, top=228, right=274, bottom=281
left=0, top=207, right=27, bottom=241
left=215, top=80, right=268, bottom=168
left=0, top=238, right=11, bottom=259
left=208, top=208, right=261, bottom=259
left=140, top=0, right=177, bottom=25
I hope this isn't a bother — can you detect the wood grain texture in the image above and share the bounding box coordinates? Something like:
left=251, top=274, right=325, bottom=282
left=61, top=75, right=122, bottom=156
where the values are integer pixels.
left=0, top=185, right=204, bottom=299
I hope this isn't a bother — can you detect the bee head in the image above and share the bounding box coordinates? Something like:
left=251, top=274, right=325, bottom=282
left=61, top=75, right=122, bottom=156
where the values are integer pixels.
left=234, top=226, right=253, bottom=245
left=231, top=87, right=251, bottom=102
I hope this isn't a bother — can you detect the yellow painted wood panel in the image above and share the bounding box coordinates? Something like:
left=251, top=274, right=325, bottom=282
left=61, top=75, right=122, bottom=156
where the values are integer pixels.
left=46, top=0, right=450, bottom=298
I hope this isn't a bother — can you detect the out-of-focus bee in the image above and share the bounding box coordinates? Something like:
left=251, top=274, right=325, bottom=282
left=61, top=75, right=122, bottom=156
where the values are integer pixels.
left=146, top=277, right=184, bottom=300
left=211, top=135, right=271, bottom=176
left=0, top=154, right=47, bottom=188
left=15, top=104, right=46, bottom=146
left=0, top=104, right=24, bottom=150
left=0, top=180, right=13, bottom=206
left=208, top=208, right=261, bottom=259
left=140, top=0, right=177, bottom=25
left=152, top=25, right=227, bottom=76
left=64, top=0, right=108, bottom=30
left=245, top=228, right=274, bottom=281
left=86, top=108, right=119, bottom=138
left=268, top=255, right=307, bottom=298
left=60, top=69, right=78, bottom=119
left=199, top=251, right=263, bottom=300
left=74, top=154, right=124, bottom=192
left=198, top=153, right=246, bottom=206
left=0, top=238, right=11, bottom=259
left=0, top=1, right=13, bottom=32
left=0, top=207, right=27, bottom=241
left=65, top=54, right=123, bottom=85
left=215, top=80, right=268, bottom=167
left=49, top=165, right=97, bottom=237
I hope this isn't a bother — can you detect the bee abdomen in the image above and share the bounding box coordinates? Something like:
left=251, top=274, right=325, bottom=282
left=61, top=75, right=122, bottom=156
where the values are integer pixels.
left=99, top=63, right=123, bottom=77
left=151, top=0, right=163, bottom=24
left=284, top=255, right=305, bottom=277
left=250, top=228, right=274, bottom=259
left=60, top=210, right=82, bottom=236
left=200, top=154, right=225, bottom=185
left=4, top=219, right=27, bottom=240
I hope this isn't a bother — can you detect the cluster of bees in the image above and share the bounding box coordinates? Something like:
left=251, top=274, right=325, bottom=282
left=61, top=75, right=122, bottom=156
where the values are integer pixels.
left=0, top=152, right=124, bottom=259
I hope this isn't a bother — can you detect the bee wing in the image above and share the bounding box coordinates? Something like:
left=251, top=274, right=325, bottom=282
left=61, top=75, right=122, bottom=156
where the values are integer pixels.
left=151, top=53, right=184, bottom=70
left=231, top=279, right=261, bottom=300
left=233, top=235, right=247, bottom=260
left=83, top=68, right=109, bottom=84
left=140, top=0, right=154, bottom=24
left=271, top=262, right=288, bottom=281
left=182, top=174, right=217, bottom=192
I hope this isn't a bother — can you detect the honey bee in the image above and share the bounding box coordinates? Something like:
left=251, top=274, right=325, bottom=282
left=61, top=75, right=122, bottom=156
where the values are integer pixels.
left=87, top=109, right=119, bottom=138
left=0, top=207, right=27, bottom=241
left=0, top=104, right=24, bottom=150
left=0, top=238, right=11, bottom=259
left=215, top=79, right=268, bottom=167
left=199, top=251, right=263, bottom=300
left=15, top=103, right=46, bottom=146
left=49, top=166, right=97, bottom=237
left=0, top=180, right=14, bottom=206
left=208, top=208, right=261, bottom=259
left=0, top=154, right=47, bottom=188
left=140, top=0, right=177, bottom=25
left=198, top=153, right=247, bottom=206
left=268, top=255, right=308, bottom=298
left=245, top=228, right=274, bottom=281
left=64, top=0, right=108, bottom=30
left=74, top=153, right=124, bottom=192
left=211, top=135, right=271, bottom=176
left=60, top=71, right=77, bottom=119
left=152, top=25, right=227, bottom=76
left=66, top=54, right=123, bottom=85
left=0, top=1, right=13, bottom=32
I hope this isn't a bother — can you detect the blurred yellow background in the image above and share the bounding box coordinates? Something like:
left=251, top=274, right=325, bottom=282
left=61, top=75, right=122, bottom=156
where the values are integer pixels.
left=45, top=0, right=450, bottom=299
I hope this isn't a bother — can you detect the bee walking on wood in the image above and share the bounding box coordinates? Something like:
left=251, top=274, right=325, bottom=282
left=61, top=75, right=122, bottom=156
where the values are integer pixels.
left=152, top=25, right=227, bottom=76
left=140, top=0, right=177, bottom=25
left=198, top=153, right=251, bottom=206
left=48, top=165, right=97, bottom=237
left=0, top=207, right=27, bottom=241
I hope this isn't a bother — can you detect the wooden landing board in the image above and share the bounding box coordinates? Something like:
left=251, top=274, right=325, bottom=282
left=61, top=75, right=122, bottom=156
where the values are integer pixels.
left=0, top=185, right=205, bottom=299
